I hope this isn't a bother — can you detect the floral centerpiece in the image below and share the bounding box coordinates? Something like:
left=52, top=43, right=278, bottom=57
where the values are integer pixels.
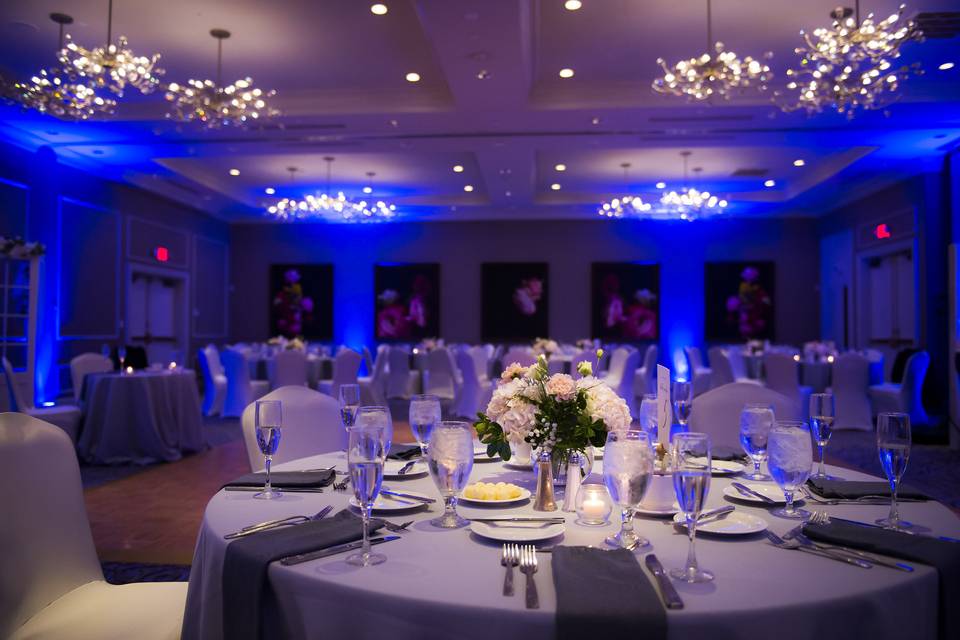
left=531, top=337, right=560, bottom=358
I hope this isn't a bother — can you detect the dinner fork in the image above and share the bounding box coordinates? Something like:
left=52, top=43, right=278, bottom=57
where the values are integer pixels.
left=333, top=476, right=351, bottom=492
left=783, top=524, right=913, bottom=572
left=764, top=529, right=871, bottom=568
left=224, top=506, right=333, bottom=540
left=519, top=545, right=539, bottom=609
left=501, top=544, right=518, bottom=596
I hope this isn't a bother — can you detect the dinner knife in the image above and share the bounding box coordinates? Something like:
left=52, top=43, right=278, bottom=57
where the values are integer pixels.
left=380, top=489, right=436, bottom=504
left=644, top=554, right=684, bottom=610
left=279, top=536, right=400, bottom=566
left=731, top=482, right=776, bottom=504
left=666, top=505, right=735, bottom=526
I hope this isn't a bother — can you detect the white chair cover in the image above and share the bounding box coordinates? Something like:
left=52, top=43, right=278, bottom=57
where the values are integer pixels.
left=2, top=358, right=81, bottom=442
left=423, top=348, right=462, bottom=403
left=688, top=383, right=800, bottom=449
left=0, top=413, right=186, bottom=640
left=684, top=346, right=713, bottom=396
left=763, top=352, right=814, bottom=421
left=240, top=386, right=344, bottom=472
left=197, top=346, right=227, bottom=417
left=317, top=349, right=363, bottom=400
left=502, top=347, right=536, bottom=368
left=69, top=353, right=113, bottom=403
left=832, top=352, right=873, bottom=431
left=869, top=351, right=931, bottom=426
left=386, top=347, right=418, bottom=399
left=468, top=345, right=490, bottom=383
left=454, top=349, right=492, bottom=419
left=633, top=344, right=658, bottom=398
left=602, top=347, right=629, bottom=383
left=359, top=344, right=388, bottom=406
left=221, top=348, right=270, bottom=418
left=708, top=347, right=734, bottom=387
left=602, top=348, right=640, bottom=418
left=269, top=349, right=308, bottom=389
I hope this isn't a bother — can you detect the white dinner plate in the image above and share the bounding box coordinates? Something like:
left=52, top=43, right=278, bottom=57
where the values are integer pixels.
left=459, top=487, right=532, bottom=506
left=634, top=503, right=680, bottom=517
left=502, top=459, right=534, bottom=470
left=470, top=520, right=565, bottom=543
left=382, top=460, right=428, bottom=479
left=698, top=458, right=747, bottom=476
left=672, top=510, right=768, bottom=536
left=722, top=483, right=787, bottom=505
left=349, top=489, right=432, bottom=512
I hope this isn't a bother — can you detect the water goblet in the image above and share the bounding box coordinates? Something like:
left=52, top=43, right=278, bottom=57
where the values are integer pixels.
left=253, top=400, right=283, bottom=500
left=672, top=381, right=692, bottom=429
left=409, top=394, right=441, bottom=457
left=876, top=412, right=913, bottom=531
left=356, top=405, right=393, bottom=455
left=638, top=394, right=658, bottom=443
left=739, top=403, right=774, bottom=481
left=339, top=384, right=361, bottom=428
left=602, top=430, right=654, bottom=549
left=670, top=432, right=713, bottom=583
left=118, top=345, right=127, bottom=373
left=809, top=393, right=837, bottom=480
left=427, top=421, right=474, bottom=528
left=346, top=424, right=387, bottom=566
left=767, top=421, right=812, bottom=520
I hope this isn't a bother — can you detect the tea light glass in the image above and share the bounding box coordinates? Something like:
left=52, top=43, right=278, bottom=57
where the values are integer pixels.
left=574, top=483, right=613, bottom=526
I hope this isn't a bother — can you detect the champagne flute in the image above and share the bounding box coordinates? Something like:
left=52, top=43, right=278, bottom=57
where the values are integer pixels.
left=638, top=394, right=658, bottom=443
left=809, top=393, right=837, bottom=480
left=739, top=403, right=774, bottom=481
left=602, top=430, right=654, bottom=550
left=672, top=381, right=693, bottom=429
left=409, top=394, right=441, bottom=457
left=346, top=424, right=387, bottom=566
left=356, top=406, right=393, bottom=455
left=427, top=421, right=474, bottom=528
left=670, top=432, right=713, bottom=583
left=876, top=412, right=912, bottom=531
left=118, top=345, right=127, bottom=373
left=767, top=421, right=812, bottom=520
left=339, top=384, right=361, bottom=428
left=253, top=400, right=283, bottom=500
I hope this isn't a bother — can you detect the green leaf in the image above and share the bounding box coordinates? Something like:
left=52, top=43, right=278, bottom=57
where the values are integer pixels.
left=499, top=441, right=512, bottom=460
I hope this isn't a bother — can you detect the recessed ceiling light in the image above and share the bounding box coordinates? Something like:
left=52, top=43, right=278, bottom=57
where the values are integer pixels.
left=228, top=168, right=240, bottom=176
left=564, top=0, right=583, bottom=10
left=554, top=163, right=567, bottom=171
left=453, top=165, right=464, bottom=173
left=551, top=183, right=561, bottom=191
left=370, top=3, right=388, bottom=15
left=590, top=116, right=600, bottom=125
left=939, top=62, right=954, bottom=71
left=463, top=184, right=474, bottom=192
left=764, top=179, right=776, bottom=187
left=655, top=181, right=666, bottom=189
left=264, top=187, right=275, bottom=195
left=405, top=72, right=421, bottom=83
left=793, top=159, right=805, bottom=167
left=476, top=69, right=491, bottom=80
left=558, top=68, right=575, bottom=79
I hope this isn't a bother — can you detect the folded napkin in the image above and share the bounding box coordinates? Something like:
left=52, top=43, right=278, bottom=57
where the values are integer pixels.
left=803, top=520, right=960, bottom=640
left=712, top=446, right=749, bottom=462
left=222, top=469, right=335, bottom=489
left=806, top=477, right=927, bottom=500
left=552, top=546, right=667, bottom=640
left=387, top=443, right=421, bottom=460
left=222, top=509, right=384, bottom=640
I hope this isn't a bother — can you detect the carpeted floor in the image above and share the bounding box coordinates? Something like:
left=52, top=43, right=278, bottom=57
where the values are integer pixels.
left=102, top=561, right=191, bottom=584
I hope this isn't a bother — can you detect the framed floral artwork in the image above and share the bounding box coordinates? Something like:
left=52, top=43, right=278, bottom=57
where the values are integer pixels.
left=269, top=264, right=333, bottom=340
left=374, top=263, right=440, bottom=341
left=481, top=262, right=548, bottom=341
left=704, top=261, right=775, bottom=341
left=591, top=262, right=659, bottom=341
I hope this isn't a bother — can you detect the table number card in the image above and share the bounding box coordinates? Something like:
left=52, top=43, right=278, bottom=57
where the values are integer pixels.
left=657, top=364, right=670, bottom=447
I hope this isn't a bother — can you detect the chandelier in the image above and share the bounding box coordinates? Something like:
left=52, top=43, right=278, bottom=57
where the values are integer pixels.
left=58, top=0, right=164, bottom=97
left=597, top=163, right=653, bottom=218
left=776, top=2, right=922, bottom=118
left=652, top=0, right=772, bottom=101
left=165, top=29, right=278, bottom=127
left=657, top=152, right=728, bottom=220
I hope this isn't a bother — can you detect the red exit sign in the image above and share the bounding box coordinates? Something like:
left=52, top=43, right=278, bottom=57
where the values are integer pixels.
left=154, top=246, right=169, bottom=262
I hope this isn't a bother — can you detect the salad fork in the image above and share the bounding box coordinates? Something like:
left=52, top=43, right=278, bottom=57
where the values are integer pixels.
left=501, top=544, right=518, bottom=596
left=519, top=545, right=539, bottom=609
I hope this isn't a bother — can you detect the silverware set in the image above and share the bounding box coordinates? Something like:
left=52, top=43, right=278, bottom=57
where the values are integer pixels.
left=764, top=528, right=873, bottom=568
left=333, top=476, right=350, bottom=492
left=500, top=544, right=539, bottom=608
left=800, top=485, right=925, bottom=506
left=224, top=506, right=334, bottom=539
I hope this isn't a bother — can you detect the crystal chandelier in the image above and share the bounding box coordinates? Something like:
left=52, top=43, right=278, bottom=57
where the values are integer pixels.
left=597, top=163, right=653, bottom=218
left=776, top=2, right=922, bottom=118
left=657, top=152, right=728, bottom=220
left=652, top=0, right=772, bottom=101
left=165, top=29, right=278, bottom=128
left=58, top=0, right=164, bottom=97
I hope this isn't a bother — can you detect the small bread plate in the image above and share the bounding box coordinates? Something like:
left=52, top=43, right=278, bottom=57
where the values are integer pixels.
left=690, top=458, right=746, bottom=476
left=634, top=503, right=680, bottom=517
left=349, top=489, right=432, bottom=512
left=722, top=483, right=787, bottom=505
left=470, top=520, right=565, bottom=543
left=672, top=511, right=768, bottom=536
left=383, top=460, right=428, bottom=479
left=473, top=449, right=500, bottom=463
left=459, top=487, right=532, bottom=506
left=502, top=459, right=534, bottom=471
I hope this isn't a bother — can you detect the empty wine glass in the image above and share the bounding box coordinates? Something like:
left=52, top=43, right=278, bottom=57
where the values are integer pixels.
left=427, top=421, right=474, bottom=528
left=339, top=384, right=361, bottom=428
left=767, top=421, right=812, bottom=520
left=739, top=403, right=774, bottom=481
left=876, top=412, right=912, bottom=531
left=253, top=400, right=283, bottom=500
left=638, top=394, right=658, bottom=443
left=670, top=432, right=713, bottom=583
left=809, top=393, right=837, bottom=480
left=409, top=394, right=441, bottom=457
left=603, top=430, right=654, bottom=550
left=356, top=406, right=393, bottom=454
left=672, top=381, right=692, bottom=429
left=118, top=345, right=127, bottom=373
left=346, top=424, right=387, bottom=566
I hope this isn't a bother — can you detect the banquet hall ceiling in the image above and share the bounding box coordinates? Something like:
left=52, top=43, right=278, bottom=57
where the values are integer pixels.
left=0, top=0, right=958, bottom=222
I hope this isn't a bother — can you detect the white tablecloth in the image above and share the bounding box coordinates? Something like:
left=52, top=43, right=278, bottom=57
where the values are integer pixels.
left=182, top=454, right=959, bottom=640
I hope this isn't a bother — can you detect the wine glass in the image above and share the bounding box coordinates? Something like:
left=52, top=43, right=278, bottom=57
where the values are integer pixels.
left=672, top=381, right=692, bottom=429
left=355, top=406, right=393, bottom=455
left=602, top=430, right=654, bottom=550
left=670, top=432, right=713, bottom=583
left=118, top=345, right=127, bottom=373
left=638, top=394, right=658, bottom=443
left=767, top=421, right=812, bottom=520
left=409, top=394, right=441, bottom=457
left=876, top=412, right=912, bottom=531
left=339, top=384, right=361, bottom=428
left=253, top=400, right=283, bottom=500
left=739, top=403, right=774, bottom=481
left=346, top=424, right=387, bottom=566
left=427, top=421, right=474, bottom=528
left=809, top=393, right=837, bottom=481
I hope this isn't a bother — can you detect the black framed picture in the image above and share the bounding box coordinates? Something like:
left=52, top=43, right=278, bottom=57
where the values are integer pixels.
left=591, top=262, right=659, bottom=341
left=705, top=261, right=775, bottom=341
left=269, top=264, right=333, bottom=340
left=481, top=262, right=548, bottom=341
left=374, top=263, right=440, bottom=341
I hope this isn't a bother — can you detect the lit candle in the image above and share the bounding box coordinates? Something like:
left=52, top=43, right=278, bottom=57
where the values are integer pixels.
left=793, top=354, right=801, bottom=362
left=168, top=361, right=177, bottom=370
left=581, top=496, right=606, bottom=520
left=575, top=484, right=612, bottom=526
left=125, top=366, right=134, bottom=375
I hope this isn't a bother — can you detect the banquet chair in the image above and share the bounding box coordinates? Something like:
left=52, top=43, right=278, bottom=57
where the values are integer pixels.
left=763, top=352, right=814, bottom=421
left=69, top=353, right=113, bottom=403
left=864, top=349, right=885, bottom=386
left=683, top=346, right=713, bottom=397
left=358, top=344, right=388, bottom=406
left=196, top=345, right=227, bottom=417
left=869, top=351, right=931, bottom=427
left=708, top=347, right=759, bottom=388
left=688, top=383, right=800, bottom=450
left=0, top=413, right=187, bottom=640
left=268, top=349, right=308, bottom=389
left=453, top=349, right=492, bottom=418
left=602, top=348, right=640, bottom=418
left=317, top=348, right=363, bottom=400
left=601, top=347, right=629, bottom=384
left=241, top=386, right=344, bottom=472
left=220, top=348, right=270, bottom=418
left=2, top=358, right=81, bottom=444
left=423, top=347, right=463, bottom=416
left=890, top=348, right=920, bottom=384
left=831, top=352, right=873, bottom=431
left=633, top=344, right=658, bottom=399
left=385, top=347, right=420, bottom=400
left=468, top=345, right=491, bottom=383
left=502, top=346, right=536, bottom=368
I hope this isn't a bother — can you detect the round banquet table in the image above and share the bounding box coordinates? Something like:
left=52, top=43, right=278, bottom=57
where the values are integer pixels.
left=181, top=453, right=960, bottom=640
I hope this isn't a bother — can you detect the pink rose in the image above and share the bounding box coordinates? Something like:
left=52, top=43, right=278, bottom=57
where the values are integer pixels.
left=545, top=374, right=577, bottom=401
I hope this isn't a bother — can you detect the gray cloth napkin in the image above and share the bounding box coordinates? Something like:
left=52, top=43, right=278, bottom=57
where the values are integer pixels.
left=387, top=443, right=421, bottom=460
left=803, top=520, right=960, bottom=640
left=222, top=469, right=335, bottom=489
left=222, top=509, right=383, bottom=640
left=712, top=446, right=749, bottom=462
left=552, top=546, right=667, bottom=640
left=806, top=477, right=927, bottom=500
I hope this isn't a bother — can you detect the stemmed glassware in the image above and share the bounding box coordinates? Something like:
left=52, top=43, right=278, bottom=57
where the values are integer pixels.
left=638, top=394, right=658, bottom=443
left=409, top=394, right=441, bottom=457
left=603, top=430, right=654, bottom=550
left=876, top=412, right=912, bottom=531
left=427, top=421, right=474, bottom=528
left=767, top=421, right=812, bottom=520
left=346, top=423, right=387, bottom=566
left=672, top=381, right=693, bottom=430
left=118, top=345, right=127, bottom=373
left=739, top=403, right=774, bottom=481
left=356, top=406, right=393, bottom=454
left=339, top=384, right=361, bottom=429
left=670, top=432, right=713, bottom=583
left=253, top=400, right=283, bottom=500
left=809, top=393, right=837, bottom=480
